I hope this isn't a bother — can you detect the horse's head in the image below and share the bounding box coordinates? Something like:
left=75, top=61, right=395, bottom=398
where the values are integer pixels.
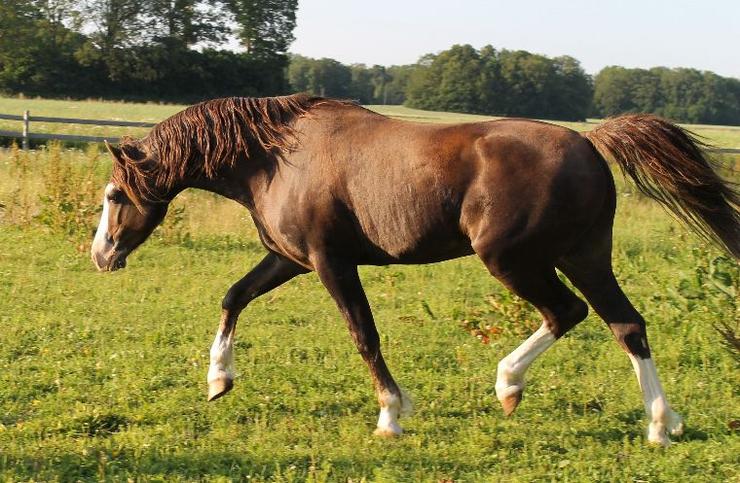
left=91, top=141, right=169, bottom=272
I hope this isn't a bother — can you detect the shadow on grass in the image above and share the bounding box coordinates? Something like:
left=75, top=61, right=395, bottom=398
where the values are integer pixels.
left=614, top=408, right=644, bottom=426
left=674, top=426, right=709, bottom=442
left=0, top=447, right=483, bottom=480
left=574, top=408, right=710, bottom=444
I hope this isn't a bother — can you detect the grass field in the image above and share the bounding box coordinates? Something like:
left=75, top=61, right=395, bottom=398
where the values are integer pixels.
left=0, top=99, right=738, bottom=481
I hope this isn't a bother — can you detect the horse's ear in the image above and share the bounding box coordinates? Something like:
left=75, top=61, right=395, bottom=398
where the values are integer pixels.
left=105, top=140, right=125, bottom=166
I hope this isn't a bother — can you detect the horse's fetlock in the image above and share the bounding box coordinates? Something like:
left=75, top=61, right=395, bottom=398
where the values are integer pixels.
left=377, top=389, right=401, bottom=409
left=497, top=358, right=518, bottom=381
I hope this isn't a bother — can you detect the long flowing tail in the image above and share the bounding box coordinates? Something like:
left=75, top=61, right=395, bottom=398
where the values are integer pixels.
left=584, top=114, right=740, bottom=258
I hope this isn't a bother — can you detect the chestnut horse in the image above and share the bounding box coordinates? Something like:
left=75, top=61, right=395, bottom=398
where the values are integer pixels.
left=91, top=95, right=739, bottom=445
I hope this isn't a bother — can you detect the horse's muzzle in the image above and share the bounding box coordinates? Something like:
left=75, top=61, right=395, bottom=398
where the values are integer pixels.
left=91, top=245, right=128, bottom=272
left=108, top=253, right=128, bottom=271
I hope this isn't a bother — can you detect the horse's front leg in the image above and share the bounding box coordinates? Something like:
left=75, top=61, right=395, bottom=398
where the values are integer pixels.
left=314, top=258, right=412, bottom=436
left=208, top=252, right=306, bottom=401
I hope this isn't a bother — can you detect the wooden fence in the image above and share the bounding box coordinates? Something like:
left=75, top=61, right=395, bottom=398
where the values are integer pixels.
left=0, top=110, right=156, bottom=149
left=1, top=110, right=739, bottom=154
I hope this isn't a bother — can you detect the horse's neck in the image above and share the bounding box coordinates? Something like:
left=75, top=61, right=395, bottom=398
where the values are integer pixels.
left=182, top=162, right=263, bottom=210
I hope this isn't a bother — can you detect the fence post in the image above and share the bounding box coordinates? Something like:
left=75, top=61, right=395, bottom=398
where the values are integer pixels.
left=22, top=110, right=30, bottom=150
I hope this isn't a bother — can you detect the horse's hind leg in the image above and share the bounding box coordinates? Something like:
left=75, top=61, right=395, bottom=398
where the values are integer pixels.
left=558, top=248, right=684, bottom=446
left=208, top=252, right=306, bottom=401
left=475, top=248, right=589, bottom=415
left=314, top=257, right=411, bottom=436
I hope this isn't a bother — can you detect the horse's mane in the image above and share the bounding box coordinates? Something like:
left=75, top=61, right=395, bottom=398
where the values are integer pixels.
left=111, top=94, right=346, bottom=207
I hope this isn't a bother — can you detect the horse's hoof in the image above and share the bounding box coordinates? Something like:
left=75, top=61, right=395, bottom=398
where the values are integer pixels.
left=647, top=422, right=673, bottom=447
left=500, top=390, right=523, bottom=416
left=647, top=431, right=671, bottom=447
left=374, top=425, right=403, bottom=437
left=207, top=377, right=233, bottom=401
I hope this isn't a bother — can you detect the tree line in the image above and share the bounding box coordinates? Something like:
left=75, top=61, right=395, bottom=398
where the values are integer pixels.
left=290, top=46, right=739, bottom=124
left=0, top=0, right=297, bottom=101
left=1, top=3, right=738, bottom=124
left=593, top=66, right=740, bottom=125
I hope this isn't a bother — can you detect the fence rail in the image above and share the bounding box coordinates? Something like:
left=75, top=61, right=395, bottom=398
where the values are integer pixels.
left=0, top=110, right=157, bottom=148
left=0, top=129, right=118, bottom=144
left=0, top=110, right=739, bottom=154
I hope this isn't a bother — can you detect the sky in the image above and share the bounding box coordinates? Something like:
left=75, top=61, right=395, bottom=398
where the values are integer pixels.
left=290, top=0, right=740, bottom=78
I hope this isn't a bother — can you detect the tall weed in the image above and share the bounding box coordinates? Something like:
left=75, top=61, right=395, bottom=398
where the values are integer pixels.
left=682, top=246, right=740, bottom=359
left=1, top=143, right=35, bottom=225
left=153, top=201, right=191, bottom=245
left=36, top=143, right=103, bottom=251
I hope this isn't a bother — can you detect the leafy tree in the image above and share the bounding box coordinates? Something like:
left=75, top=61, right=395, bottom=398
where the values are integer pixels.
left=368, top=65, right=391, bottom=104
left=81, top=0, right=146, bottom=53
left=286, top=54, right=312, bottom=92
left=434, top=44, right=482, bottom=113
left=345, top=64, right=394, bottom=104
left=287, top=55, right=351, bottom=98
left=0, top=0, right=92, bottom=95
left=384, top=65, right=415, bottom=104
left=497, top=49, right=557, bottom=118
left=593, top=66, right=740, bottom=124
left=226, top=0, right=297, bottom=60
left=406, top=45, right=592, bottom=120
left=592, top=66, right=636, bottom=116
left=288, top=56, right=415, bottom=105
left=349, top=64, right=374, bottom=103
left=406, top=46, right=485, bottom=112
left=404, top=53, right=439, bottom=110
left=631, top=67, right=664, bottom=113
left=0, top=1, right=39, bottom=90
left=145, top=0, right=229, bottom=47
left=478, top=45, right=506, bottom=115
left=550, top=55, right=592, bottom=121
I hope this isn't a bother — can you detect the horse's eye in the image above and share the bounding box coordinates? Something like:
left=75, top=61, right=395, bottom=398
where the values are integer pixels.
left=107, top=190, right=124, bottom=204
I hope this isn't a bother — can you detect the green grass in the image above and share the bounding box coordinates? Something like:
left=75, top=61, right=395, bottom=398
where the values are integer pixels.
left=0, top=105, right=738, bottom=481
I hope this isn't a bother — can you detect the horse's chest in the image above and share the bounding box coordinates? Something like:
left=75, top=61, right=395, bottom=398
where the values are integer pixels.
left=251, top=211, right=312, bottom=267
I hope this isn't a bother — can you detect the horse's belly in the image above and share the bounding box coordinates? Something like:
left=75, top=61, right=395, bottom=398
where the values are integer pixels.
left=381, top=240, right=475, bottom=264
left=356, top=212, right=473, bottom=264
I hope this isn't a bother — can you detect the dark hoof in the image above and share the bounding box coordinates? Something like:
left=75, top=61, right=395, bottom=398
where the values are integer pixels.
left=207, top=377, right=233, bottom=401
left=501, top=390, right=523, bottom=416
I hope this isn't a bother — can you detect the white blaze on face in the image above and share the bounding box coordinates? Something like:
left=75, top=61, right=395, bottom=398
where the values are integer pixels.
left=207, top=329, right=235, bottom=385
left=495, top=323, right=556, bottom=400
left=627, top=354, right=684, bottom=446
left=91, top=183, right=115, bottom=270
